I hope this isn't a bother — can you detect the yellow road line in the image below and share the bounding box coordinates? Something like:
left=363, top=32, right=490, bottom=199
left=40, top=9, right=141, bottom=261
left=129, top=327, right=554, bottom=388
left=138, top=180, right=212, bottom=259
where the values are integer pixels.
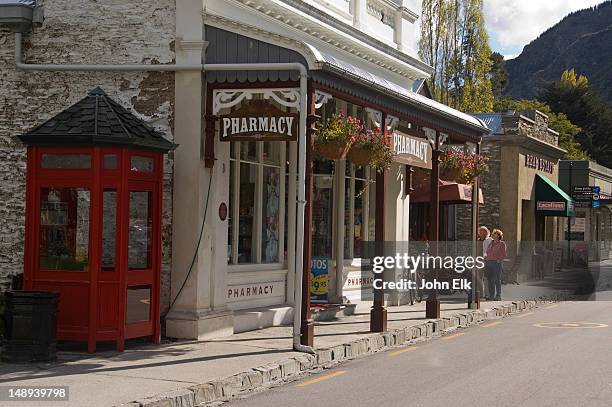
left=545, top=304, right=559, bottom=309
left=295, top=371, right=347, bottom=387
left=513, top=312, right=534, bottom=318
left=534, top=322, right=608, bottom=329
left=481, top=321, right=502, bottom=328
left=441, top=332, right=465, bottom=340
left=388, top=347, right=417, bottom=357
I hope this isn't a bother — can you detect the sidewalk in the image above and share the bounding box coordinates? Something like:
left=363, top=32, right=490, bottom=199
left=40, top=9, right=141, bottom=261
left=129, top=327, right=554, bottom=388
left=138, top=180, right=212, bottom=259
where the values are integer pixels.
left=0, top=295, right=559, bottom=407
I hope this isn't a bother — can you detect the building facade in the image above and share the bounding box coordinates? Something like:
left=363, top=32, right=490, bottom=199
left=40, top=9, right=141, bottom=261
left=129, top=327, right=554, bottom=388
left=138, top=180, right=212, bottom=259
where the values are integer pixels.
left=460, top=110, right=571, bottom=281
left=0, top=0, right=487, bottom=342
left=559, top=160, right=612, bottom=262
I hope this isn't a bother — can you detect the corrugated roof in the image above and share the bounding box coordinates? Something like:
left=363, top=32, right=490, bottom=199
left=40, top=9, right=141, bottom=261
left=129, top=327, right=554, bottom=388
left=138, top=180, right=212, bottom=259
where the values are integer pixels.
left=306, top=45, right=488, bottom=131
left=19, top=88, right=175, bottom=152
left=471, top=113, right=503, bottom=135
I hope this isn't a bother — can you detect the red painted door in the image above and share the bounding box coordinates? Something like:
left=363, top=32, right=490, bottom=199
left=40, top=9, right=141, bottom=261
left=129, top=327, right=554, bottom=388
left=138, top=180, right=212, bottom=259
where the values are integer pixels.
left=124, top=180, right=158, bottom=339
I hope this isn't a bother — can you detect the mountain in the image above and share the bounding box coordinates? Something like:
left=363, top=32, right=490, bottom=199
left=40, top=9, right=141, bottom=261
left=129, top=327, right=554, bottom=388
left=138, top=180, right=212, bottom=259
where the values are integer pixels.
left=504, top=1, right=612, bottom=102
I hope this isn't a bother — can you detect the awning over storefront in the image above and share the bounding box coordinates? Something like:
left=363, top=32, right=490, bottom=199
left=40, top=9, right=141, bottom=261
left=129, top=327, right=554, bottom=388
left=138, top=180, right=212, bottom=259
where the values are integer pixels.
left=305, top=45, right=488, bottom=136
left=203, top=26, right=488, bottom=140
left=535, top=174, right=575, bottom=217
left=410, top=180, right=484, bottom=205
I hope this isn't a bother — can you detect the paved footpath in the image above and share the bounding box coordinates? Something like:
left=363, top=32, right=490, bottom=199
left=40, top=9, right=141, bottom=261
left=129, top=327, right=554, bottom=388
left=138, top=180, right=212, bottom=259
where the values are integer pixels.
left=0, top=293, right=558, bottom=407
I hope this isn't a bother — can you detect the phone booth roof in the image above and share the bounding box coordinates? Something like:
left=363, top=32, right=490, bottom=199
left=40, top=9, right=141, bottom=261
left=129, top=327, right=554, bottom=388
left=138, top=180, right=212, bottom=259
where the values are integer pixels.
left=18, top=87, right=176, bottom=152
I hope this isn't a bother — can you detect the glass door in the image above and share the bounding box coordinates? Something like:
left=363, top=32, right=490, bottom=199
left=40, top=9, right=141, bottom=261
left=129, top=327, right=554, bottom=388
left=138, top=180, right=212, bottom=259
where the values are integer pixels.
left=124, top=181, right=157, bottom=339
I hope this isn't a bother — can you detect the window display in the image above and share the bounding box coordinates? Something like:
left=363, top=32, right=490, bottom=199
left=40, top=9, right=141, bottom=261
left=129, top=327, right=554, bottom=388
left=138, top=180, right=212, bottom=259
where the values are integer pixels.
left=238, top=163, right=256, bottom=263
left=313, top=174, right=334, bottom=258
left=344, top=164, right=375, bottom=259
left=313, top=159, right=335, bottom=258
left=228, top=140, right=286, bottom=265
left=262, top=167, right=280, bottom=262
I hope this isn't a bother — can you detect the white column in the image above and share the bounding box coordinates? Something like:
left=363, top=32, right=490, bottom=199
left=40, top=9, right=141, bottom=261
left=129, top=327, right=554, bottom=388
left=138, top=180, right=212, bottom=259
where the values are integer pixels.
left=166, top=0, right=233, bottom=339
left=286, top=142, right=298, bottom=305
left=394, top=10, right=404, bottom=52
left=352, top=0, right=368, bottom=31
left=333, top=159, right=346, bottom=303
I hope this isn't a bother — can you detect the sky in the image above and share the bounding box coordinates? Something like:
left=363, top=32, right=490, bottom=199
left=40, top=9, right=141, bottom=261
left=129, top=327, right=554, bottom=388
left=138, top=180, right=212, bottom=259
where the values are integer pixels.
left=483, top=0, right=607, bottom=60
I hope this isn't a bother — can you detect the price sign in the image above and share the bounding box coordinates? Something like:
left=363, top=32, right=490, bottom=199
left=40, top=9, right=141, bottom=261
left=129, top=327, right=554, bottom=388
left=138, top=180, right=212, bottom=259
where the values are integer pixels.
left=310, top=257, right=329, bottom=303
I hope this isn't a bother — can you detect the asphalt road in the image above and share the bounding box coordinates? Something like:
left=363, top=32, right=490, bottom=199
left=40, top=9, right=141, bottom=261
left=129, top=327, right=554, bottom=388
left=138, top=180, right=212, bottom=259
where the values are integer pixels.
left=227, top=301, right=612, bottom=407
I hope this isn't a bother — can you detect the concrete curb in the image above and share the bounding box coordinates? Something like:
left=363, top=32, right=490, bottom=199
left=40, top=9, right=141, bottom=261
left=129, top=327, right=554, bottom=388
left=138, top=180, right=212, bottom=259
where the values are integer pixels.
left=121, top=298, right=556, bottom=407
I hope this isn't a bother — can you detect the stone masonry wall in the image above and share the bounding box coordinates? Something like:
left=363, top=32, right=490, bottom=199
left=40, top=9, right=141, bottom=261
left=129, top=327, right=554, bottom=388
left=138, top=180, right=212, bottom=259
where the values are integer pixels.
left=0, top=0, right=176, bottom=313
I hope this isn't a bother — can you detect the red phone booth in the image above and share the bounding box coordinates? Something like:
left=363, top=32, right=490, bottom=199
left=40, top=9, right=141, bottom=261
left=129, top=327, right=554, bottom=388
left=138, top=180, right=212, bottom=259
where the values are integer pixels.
left=19, top=88, right=175, bottom=352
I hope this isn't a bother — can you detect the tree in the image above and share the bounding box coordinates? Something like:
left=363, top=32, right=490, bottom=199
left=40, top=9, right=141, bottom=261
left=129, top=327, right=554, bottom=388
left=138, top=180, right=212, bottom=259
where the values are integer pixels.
left=488, top=52, right=507, bottom=98
left=493, top=98, right=588, bottom=160
left=539, top=69, right=612, bottom=166
left=419, top=0, right=493, bottom=112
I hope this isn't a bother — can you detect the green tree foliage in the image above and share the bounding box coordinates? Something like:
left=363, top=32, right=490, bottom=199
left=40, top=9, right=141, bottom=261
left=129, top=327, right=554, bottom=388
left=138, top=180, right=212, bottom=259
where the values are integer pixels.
left=539, top=69, right=612, bottom=166
left=493, top=97, right=588, bottom=160
left=488, top=52, right=507, bottom=98
left=419, top=0, right=493, bottom=112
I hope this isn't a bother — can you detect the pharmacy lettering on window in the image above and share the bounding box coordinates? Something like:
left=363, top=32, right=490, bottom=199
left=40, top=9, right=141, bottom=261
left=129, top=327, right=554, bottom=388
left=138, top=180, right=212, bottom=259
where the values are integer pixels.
left=219, top=100, right=298, bottom=142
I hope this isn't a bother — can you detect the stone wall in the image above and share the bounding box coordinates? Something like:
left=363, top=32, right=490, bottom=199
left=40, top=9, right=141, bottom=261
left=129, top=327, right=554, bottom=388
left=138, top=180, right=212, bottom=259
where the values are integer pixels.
left=0, top=0, right=176, bottom=312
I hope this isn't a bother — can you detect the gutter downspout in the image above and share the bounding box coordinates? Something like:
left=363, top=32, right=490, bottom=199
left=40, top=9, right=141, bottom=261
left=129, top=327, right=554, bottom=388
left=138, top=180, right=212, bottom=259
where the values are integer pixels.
left=14, top=32, right=314, bottom=353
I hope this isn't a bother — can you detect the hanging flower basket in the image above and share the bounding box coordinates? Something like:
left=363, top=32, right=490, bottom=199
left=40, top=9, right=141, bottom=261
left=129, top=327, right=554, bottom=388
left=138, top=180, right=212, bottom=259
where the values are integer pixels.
left=346, top=145, right=372, bottom=166
left=314, top=140, right=351, bottom=160
left=439, top=150, right=488, bottom=184
left=348, top=128, right=395, bottom=172
left=440, top=167, right=464, bottom=183
left=313, top=113, right=362, bottom=161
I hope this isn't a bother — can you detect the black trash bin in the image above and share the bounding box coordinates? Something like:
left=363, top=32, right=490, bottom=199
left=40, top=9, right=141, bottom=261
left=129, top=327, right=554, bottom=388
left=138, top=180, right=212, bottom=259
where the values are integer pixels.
left=2, top=291, right=59, bottom=363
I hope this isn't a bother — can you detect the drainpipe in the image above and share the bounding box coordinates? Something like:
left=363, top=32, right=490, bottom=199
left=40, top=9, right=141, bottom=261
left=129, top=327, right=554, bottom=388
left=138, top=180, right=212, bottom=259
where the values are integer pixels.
left=13, top=32, right=314, bottom=353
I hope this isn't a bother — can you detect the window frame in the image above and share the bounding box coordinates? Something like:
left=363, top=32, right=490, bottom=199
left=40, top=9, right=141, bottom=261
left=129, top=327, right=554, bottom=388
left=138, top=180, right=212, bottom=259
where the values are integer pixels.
left=228, top=141, right=287, bottom=268
left=343, top=164, right=376, bottom=262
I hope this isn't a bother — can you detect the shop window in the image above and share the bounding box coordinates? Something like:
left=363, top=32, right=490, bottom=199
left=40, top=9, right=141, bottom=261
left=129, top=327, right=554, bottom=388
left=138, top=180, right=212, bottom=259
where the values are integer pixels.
left=313, top=164, right=334, bottom=258
left=130, top=156, right=154, bottom=172
left=128, top=191, right=152, bottom=269
left=101, top=189, right=117, bottom=271
left=344, top=164, right=376, bottom=260
left=41, top=154, right=91, bottom=169
left=229, top=141, right=286, bottom=265
left=39, top=187, right=90, bottom=271
left=262, top=166, right=280, bottom=262
left=238, top=162, right=256, bottom=263
left=126, top=286, right=151, bottom=323
left=368, top=177, right=376, bottom=240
